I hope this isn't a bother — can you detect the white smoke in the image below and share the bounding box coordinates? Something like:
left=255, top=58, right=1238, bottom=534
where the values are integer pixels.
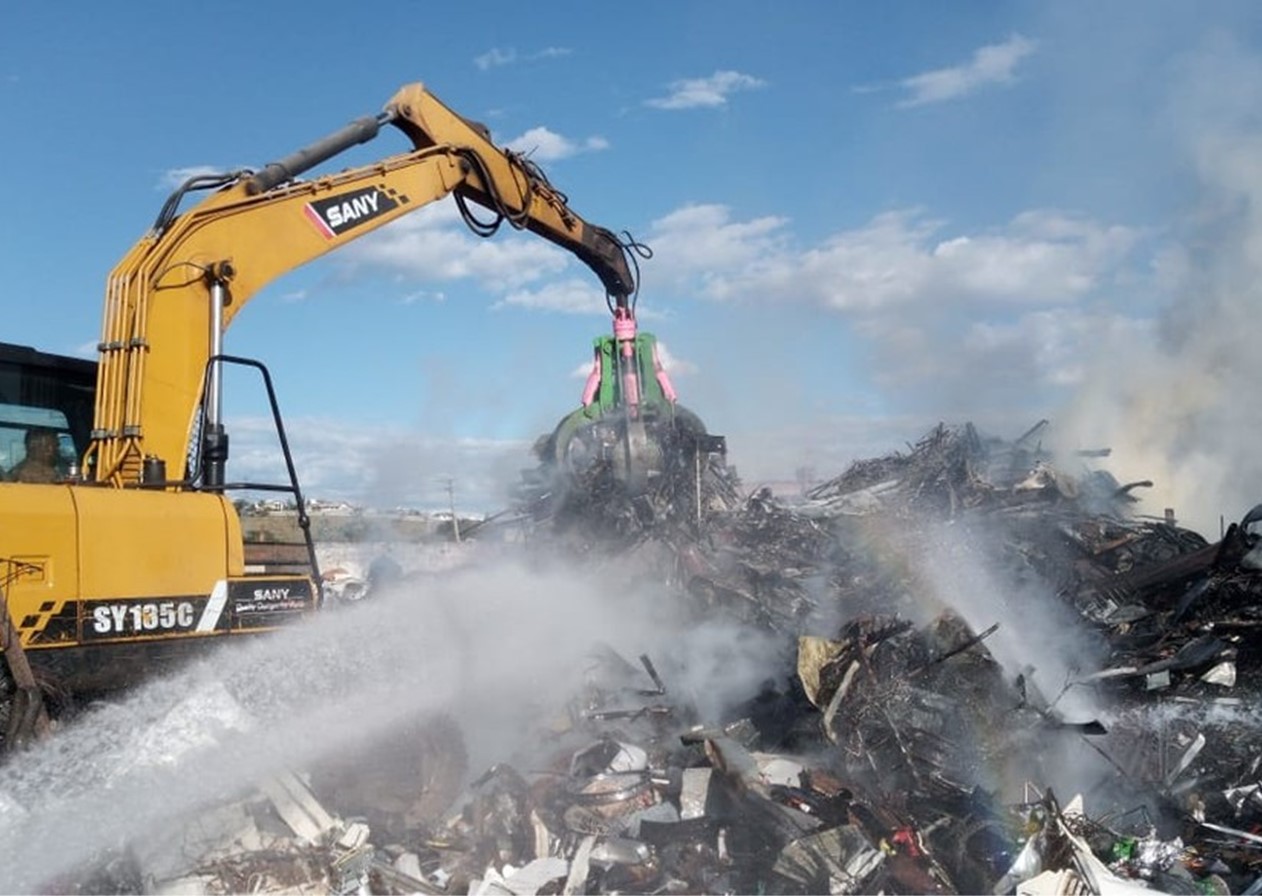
left=0, top=546, right=782, bottom=891
left=1055, top=33, right=1262, bottom=537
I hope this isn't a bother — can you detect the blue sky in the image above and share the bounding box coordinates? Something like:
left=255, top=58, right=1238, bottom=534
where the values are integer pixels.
left=3, top=2, right=1261, bottom=531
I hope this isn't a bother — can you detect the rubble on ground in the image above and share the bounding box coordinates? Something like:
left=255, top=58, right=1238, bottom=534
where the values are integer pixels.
left=8, top=421, right=1262, bottom=894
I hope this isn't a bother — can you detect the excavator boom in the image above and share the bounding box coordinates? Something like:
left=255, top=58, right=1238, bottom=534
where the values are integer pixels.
left=91, top=83, right=636, bottom=487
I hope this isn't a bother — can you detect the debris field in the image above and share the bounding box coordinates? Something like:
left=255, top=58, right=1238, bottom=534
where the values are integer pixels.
left=6, top=421, right=1262, bottom=895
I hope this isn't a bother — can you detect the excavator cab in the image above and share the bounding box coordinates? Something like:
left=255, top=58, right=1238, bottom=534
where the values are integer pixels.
left=0, top=343, right=95, bottom=482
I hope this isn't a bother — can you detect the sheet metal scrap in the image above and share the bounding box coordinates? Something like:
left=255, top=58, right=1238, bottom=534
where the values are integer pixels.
left=124, top=771, right=377, bottom=895
left=1070, top=507, right=1262, bottom=704
left=803, top=422, right=1003, bottom=516
left=785, top=609, right=1262, bottom=894
left=361, top=626, right=1023, bottom=895
left=404, top=728, right=878, bottom=895
left=641, top=421, right=1172, bottom=641
left=790, top=613, right=1046, bottom=894
left=514, top=426, right=743, bottom=547
left=804, top=420, right=1153, bottom=519
left=788, top=424, right=1258, bottom=678
left=669, top=489, right=833, bottom=634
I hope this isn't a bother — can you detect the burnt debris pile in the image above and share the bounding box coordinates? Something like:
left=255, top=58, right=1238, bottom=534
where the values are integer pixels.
left=514, top=423, right=743, bottom=547
left=10, top=420, right=1262, bottom=894
left=473, top=419, right=1262, bottom=893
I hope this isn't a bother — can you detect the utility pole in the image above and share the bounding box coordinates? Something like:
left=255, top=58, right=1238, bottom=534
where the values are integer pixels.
left=442, top=477, right=461, bottom=543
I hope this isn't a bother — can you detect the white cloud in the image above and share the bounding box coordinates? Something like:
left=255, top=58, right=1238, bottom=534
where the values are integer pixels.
left=648, top=204, right=1138, bottom=311
left=843, top=303, right=1136, bottom=429
left=963, top=308, right=1152, bottom=389
left=567, top=340, right=695, bottom=378
left=504, top=126, right=610, bottom=161
left=336, top=200, right=639, bottom=312
left=399, top=289, right=446, bottom=305
left=647, top=204, right=791, bottom=277
left=930, top=210, right=1139, bottom=301
left=534, top=47, right=572, bottom=61
left=474, top=46, right=572, bottom=70
left=268, top=193, right=1148, bottom=517
left=474, top=48, right=517, bottom=70
left=342, top=202, right=570, bottom=292
left=654, top=341, right=698, bottom=376
left=897, top=34, right=1037, bottom=107
left=645, top=70, right=766, bottom=110
left=494, top=277, right=607, bottom=315
left=646, top=200, right=1153, bottom=428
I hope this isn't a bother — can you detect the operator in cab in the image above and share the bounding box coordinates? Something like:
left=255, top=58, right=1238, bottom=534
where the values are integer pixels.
left=10, top=428, right=60, bottom=483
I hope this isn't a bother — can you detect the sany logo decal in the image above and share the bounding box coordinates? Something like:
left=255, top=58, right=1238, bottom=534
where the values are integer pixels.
left=304, top=187, right=402, bottom=238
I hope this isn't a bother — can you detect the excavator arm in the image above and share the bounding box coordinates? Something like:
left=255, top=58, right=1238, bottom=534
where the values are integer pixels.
left=89, top=83, right=637, bottom=486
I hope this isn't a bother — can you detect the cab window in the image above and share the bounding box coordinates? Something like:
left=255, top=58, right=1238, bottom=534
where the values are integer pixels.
left=0, top=406, right=72, bottom=476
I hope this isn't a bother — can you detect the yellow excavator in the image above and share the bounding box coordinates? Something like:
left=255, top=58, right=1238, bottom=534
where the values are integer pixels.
left=0, top=83, right=642, bottom=750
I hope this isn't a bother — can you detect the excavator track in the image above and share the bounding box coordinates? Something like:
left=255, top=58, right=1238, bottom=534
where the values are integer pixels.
left=0, top=658, right=12, bottom=753
left=0, top=585, right=52, bottom=755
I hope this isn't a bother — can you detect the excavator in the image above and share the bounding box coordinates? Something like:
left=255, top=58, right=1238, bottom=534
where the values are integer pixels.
left=0, top=82, right=664, bottom=752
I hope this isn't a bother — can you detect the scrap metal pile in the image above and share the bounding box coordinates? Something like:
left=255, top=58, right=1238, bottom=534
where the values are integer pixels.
left=514, top=428, right=740, bottom=547
left=475, top=419, right=1262, bottom=894
left=12, top=421, right=1262, bottom=894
